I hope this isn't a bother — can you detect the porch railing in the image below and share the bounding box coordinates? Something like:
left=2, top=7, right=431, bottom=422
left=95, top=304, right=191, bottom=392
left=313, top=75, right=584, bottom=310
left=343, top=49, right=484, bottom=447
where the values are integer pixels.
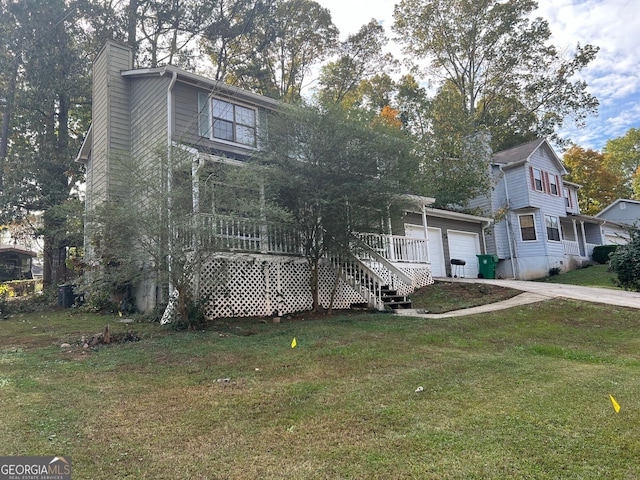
left=586, top=243, right=598, bottom=258
left=562, top=240, right=600, bottom=258
left=562, top=240, right=580, bottom=256
left=355, top=233, right=430, bottom=264
left=182, top=214, right=303, bottom=255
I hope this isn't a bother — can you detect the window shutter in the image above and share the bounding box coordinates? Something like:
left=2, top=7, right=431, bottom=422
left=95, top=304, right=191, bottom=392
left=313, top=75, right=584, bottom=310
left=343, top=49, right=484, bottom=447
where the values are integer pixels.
left=529, top=166, right=535, bottom=190
left=198, top=92, right=211, bottom=138
left=544, top=171, right=550, bottom=193
left=555, top=175, right=560, bottom=196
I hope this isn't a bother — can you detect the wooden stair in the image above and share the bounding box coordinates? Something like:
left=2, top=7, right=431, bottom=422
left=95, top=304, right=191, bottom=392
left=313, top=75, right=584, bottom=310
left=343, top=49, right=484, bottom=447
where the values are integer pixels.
left=381, top=285, right=412, bottom=310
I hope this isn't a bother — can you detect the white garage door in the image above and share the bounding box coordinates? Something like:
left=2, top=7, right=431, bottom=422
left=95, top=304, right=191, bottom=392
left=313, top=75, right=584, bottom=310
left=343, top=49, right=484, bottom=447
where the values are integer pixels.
left=447, top=230, right=481, bottom=278
left=427, top=227, right=446, bottom=277
left=404, top=224, right=446, bottom=277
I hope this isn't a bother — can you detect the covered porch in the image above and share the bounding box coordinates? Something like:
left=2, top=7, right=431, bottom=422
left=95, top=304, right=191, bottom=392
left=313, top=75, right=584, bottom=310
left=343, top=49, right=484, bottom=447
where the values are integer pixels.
left=560, top=215, right=611, bottom=259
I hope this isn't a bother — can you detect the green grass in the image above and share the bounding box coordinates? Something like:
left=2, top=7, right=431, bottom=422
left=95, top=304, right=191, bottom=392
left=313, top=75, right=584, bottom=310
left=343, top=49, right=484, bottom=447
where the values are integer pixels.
left=536, top=264, right=620, bottom=288
left=2, top=302, right=640, bottom=479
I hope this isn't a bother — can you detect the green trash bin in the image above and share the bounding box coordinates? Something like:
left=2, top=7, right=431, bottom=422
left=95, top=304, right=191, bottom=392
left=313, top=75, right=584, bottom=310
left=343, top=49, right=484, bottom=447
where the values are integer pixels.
left=477, top=254, right=499, bottom=279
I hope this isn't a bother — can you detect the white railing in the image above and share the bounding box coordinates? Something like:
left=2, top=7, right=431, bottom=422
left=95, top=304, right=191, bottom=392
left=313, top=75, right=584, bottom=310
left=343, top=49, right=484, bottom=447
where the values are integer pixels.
left=586, top=243, right=598, bottom=258
left=355, top=233, right=430, bottom=264
left=183, top=214, right=303, bottom=255
left=328, top=251, right=385, bottom=311
left=562, top=240, right=580, bottom=256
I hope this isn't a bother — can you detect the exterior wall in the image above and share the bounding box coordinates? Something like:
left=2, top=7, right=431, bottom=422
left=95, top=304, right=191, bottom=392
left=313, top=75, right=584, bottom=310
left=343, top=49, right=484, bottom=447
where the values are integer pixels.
left=89, top=41, right=133, bottom=206
left=130, top=76, right=169, bottom=176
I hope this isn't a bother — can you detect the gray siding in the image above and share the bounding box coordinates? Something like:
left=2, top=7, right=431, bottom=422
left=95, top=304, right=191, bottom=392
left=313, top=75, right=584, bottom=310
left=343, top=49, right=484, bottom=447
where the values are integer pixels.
left=598, top=201, right=640, bottom=225
left=90, top=41, right=133, bottom=205
left=130, top=76, right=169, bottom=177
left=173, top=83, right=271, bottom=160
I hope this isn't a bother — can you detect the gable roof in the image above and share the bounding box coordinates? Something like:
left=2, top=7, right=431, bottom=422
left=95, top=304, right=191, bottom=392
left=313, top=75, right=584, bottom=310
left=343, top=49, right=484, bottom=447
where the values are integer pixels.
left=595, top=198, right=640, bottom=218
left=493, top=138, right=567, bottom=175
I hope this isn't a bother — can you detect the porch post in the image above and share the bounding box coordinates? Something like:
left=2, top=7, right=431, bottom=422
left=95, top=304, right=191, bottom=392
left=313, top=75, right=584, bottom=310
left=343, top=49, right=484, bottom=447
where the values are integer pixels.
left=259, top=182, right=268, bottom=254
left=571, top=219, right=580, bottom=256
left=422, top=206, right=431, bottom=263
left=580, top=221, right=588, bottom=258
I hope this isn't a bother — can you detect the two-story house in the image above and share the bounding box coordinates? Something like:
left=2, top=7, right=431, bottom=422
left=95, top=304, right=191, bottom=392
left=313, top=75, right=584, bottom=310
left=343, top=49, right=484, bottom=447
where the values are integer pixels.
left=77, top=41, right=457, bottom=318
left=469, top=138, right=628, bottom=280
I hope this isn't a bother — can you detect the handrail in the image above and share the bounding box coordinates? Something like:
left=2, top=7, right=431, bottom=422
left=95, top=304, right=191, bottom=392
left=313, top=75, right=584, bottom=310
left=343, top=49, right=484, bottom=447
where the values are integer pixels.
left=350, top=235, right=414, bottom=287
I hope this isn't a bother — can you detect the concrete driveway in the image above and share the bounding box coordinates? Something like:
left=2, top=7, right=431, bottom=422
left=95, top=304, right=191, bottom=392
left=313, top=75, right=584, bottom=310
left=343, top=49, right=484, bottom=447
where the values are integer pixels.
left=399, top=277, right=640, bottom=319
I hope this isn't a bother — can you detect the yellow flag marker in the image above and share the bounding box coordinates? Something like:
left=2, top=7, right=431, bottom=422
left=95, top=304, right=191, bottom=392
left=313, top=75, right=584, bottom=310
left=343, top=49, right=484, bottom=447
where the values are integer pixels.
left=291, top=337, right=297, bottom=349
left=610, top=394, right=621, bottom=413
left=118, top=311, right=123, bottom=317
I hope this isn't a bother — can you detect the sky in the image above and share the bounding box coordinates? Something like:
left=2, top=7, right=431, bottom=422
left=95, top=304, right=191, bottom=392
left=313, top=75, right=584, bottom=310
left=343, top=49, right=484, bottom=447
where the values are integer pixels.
left=314, top=0, right=640, bottom=152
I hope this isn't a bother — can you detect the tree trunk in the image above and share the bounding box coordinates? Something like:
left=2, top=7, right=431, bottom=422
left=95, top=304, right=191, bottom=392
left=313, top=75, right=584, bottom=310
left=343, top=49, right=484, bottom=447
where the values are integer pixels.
left=0, top=60, right=18, bottom=191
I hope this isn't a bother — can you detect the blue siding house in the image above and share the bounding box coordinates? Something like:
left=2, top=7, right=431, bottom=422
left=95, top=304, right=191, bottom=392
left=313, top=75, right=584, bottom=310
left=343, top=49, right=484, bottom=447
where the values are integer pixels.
left=469, top=139, right=627, bottom=279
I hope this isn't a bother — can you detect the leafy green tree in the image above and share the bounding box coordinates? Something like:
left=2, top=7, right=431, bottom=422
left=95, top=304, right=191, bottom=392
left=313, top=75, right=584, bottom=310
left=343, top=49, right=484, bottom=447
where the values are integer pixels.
left=201, top=0, right=275, bottom=81
left=604, top=127, right=640, bottom=198
left=1, top=0, right=90, bottom=287
left=256, top=102, right=413, bottom=311
left=393, top=0, right=599, bottom=150
left=225, top=0, right=339, bottom=101
left=316, top=19, right=396, bottom=107
left=563, top=145, right=628, bottom=216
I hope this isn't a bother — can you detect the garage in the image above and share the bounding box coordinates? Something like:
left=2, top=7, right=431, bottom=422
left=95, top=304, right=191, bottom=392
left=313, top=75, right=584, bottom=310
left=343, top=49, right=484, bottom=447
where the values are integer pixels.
left=404, top=224, right=446, bottom=277
left=447, top=230, right=481, bottom=278
left=427, top=227, right=446, bottom=277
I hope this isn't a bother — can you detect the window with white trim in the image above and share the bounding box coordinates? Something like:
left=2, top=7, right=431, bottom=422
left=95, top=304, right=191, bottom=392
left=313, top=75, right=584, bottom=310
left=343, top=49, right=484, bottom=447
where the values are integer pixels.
left=519, top=214, right=537, bottom=241
left=564, top=187, right=572, bottom=208
left=549, top=174, right=558, bottom=195
left=533, top=168, right=543, bottom=191
left=198, top=93, right=257, bottom=147
left=544, top=214, right=560, bottom=241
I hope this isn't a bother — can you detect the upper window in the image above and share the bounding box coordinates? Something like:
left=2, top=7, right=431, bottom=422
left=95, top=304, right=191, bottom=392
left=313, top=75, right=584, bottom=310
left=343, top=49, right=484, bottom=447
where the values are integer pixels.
left=549, top=174, right=558, bottom=195
left=519, top=214, right=537, bottom=241
left=564, top=187, right=572, bottom=208
left=545, top=215, right=560, bottom=242
left=533, top=168, right=543, bottom=191
left=199, top=93, right=257, bottom=147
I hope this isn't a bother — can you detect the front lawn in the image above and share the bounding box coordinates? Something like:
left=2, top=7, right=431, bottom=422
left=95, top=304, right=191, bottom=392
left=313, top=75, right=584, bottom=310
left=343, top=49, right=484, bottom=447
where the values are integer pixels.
left=1, top=301, right=639, bottom=479
left=536, top=263, right=620, bottom=288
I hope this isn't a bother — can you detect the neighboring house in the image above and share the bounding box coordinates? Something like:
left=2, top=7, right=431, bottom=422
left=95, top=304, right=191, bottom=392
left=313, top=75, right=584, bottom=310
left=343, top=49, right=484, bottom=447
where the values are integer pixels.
left=469, top=138, right=628, bottom=280
left=77, top=41, right=439, bottom=317
left=0, top=245, right=36, bottom=281
left=596, top=199, right=639, bottom=242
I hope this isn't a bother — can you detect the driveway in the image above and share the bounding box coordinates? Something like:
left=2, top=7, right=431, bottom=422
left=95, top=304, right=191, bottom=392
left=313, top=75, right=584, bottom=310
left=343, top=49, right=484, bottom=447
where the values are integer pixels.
left=399, top=277, right=640, bottom=319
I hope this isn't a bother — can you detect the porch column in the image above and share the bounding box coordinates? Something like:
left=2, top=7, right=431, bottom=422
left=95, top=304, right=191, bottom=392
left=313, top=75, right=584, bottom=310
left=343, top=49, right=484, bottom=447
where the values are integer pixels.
left=571, top=219, right=579, bottom=255
left=422, top=206, right=431, bottom=263
left=580, top=221, right=588, bottom=257
left=259, top=183, right=268, bottom=254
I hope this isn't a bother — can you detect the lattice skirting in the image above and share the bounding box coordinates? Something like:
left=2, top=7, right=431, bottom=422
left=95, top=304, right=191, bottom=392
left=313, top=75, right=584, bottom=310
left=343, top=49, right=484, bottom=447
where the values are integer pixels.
left=195, top=253, right=369, bottom=319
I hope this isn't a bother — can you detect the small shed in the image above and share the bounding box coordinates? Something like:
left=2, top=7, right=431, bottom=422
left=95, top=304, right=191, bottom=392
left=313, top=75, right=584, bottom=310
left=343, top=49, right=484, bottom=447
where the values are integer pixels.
left=0, top=245, right=37, bottom=281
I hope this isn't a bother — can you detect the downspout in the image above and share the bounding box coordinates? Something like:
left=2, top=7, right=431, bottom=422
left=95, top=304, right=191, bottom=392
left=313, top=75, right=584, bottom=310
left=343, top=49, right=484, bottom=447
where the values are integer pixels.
left=165, top=70, right=178, bottom=296
left=499, top=166, right=517, bottom=279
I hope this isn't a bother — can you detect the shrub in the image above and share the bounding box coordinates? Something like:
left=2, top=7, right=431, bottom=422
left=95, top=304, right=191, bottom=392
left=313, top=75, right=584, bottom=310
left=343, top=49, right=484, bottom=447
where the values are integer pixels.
left=609, top=226, right=640, bottom=291
left=592, top=244, right=618, bottom=264
left=548, top=267, right=561, bottom=276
